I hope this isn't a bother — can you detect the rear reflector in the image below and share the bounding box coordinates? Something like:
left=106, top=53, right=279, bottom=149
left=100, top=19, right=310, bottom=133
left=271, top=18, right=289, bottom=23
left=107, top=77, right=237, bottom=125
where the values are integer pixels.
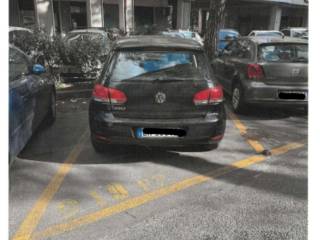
left=193, top=85, right=224, bottom=105
left=211, top=134, right=224, bottom=141
left=92, top=84, right=127, bottom=104
left=247, top=64, right=264, bottom=80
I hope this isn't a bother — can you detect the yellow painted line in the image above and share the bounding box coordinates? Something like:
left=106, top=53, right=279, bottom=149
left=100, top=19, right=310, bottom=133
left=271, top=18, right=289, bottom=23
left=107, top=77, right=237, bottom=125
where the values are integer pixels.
left=106, top=183, right=129, bottom=200
left=89, top=190, right=108, bottom=208
left=31, top=142, right=304, bottom=240
left=12, top=129, right=89, bottom=240
left=228, top=111, right=265, bottom=153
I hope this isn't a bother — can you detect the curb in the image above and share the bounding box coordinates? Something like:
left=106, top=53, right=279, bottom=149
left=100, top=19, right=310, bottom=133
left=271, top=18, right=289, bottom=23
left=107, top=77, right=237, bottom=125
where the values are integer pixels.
left=56, top=89, right=92, bottom=100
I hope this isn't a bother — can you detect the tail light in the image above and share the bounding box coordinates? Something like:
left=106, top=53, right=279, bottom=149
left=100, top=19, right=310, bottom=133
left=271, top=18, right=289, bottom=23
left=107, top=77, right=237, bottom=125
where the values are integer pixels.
left=247, top=64, right=264, bottom=80
left=193, top=85, right=224, bottom=105
left=92, top=84, right=127, bottom=104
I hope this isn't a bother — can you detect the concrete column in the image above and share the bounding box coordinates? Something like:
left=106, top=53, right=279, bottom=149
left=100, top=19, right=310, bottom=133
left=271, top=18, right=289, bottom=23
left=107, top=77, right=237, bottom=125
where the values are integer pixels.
left=198, top=8, right=203, bottom=34
left=58, top=1, right=72, bottom=34
left=34, top=0, right=55, bottom=36
left=9, top=0, right=21, bottom=26
left=177, top=0, right=191, bottom=30
left=119, top=0, right=125, bottom=31
left=87, top=0, right=104, bottom=28
left=125, top=0, right=134, bottom=33
left=302, top=13, right=308, bottom=27
left=269, top=6, right=282, bottom=30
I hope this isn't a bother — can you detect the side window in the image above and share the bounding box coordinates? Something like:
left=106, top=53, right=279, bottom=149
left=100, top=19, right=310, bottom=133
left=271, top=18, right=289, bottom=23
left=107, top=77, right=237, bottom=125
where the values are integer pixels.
left=235, top=40, right=253, bottom=59
left=223, top=40, right=240, bottom=57
left=9, top=48, right=30, bottom=82
left=282, top=30, right=290, bottom=36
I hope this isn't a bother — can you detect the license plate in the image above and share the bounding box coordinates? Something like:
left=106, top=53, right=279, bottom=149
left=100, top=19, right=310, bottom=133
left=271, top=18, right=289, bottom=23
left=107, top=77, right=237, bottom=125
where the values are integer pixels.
left=135, top=128, right=180, bottom=139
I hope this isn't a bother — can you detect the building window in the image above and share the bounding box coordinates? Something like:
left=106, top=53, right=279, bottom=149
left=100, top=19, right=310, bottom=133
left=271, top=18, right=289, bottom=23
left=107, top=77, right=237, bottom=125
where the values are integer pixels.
left=104, top=4, right=119, bottom=29
left=70, top=1, right=87, bottom=29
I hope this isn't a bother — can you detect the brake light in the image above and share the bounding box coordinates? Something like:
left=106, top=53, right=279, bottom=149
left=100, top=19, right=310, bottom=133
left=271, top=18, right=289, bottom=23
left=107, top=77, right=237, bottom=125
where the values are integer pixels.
left=92, top=84, right=127, bottom=104
left=247, top=64, right=264, bottom=80
left=193, top=85, right=224, bottom=105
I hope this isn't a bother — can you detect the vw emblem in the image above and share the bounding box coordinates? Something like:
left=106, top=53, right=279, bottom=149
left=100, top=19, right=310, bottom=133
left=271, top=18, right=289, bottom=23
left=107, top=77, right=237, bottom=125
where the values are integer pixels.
left=155, top=92, right=166, bottom=104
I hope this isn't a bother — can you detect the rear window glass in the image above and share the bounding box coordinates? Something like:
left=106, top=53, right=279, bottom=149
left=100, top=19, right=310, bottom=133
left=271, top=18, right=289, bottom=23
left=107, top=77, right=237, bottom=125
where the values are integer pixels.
left=109, top=51, right=211, bottom=81
left=258, top=44, right=308, bottom=63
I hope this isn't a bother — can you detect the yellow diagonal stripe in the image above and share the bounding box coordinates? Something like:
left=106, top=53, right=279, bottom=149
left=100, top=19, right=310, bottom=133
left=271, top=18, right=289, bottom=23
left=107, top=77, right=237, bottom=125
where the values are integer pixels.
left=31, top=142, right=304, bottom=240
left=12, top=129, right=89, bottom=240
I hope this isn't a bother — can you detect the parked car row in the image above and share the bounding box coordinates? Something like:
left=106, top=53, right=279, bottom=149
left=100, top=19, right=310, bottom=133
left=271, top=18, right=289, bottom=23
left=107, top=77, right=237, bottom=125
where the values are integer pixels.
left=213, top=36, right=308, bottom=113
left=9, top=25, right=308, bottom=155
left=9, top=45, right=56, bottom=157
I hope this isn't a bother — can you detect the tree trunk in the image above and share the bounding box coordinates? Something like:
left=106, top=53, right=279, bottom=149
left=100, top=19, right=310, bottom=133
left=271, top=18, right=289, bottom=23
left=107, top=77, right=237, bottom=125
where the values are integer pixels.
left=204, top=0, right=226, bottom=59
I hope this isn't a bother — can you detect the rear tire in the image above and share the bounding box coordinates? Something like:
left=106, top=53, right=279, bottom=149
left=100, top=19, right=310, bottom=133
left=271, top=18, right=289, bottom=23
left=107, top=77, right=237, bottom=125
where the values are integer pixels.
left=91, top=135, right=107, bottom=153
left=200, top=143, right=218, bottom=151
left=231, top=83, right=246, bottom=114
left=46, top=91, right=56, bottom=126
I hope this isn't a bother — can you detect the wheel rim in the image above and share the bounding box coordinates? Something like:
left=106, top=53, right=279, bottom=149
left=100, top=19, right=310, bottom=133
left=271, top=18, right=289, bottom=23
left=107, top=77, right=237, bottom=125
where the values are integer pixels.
left=232, top=88, right=240, bottom=110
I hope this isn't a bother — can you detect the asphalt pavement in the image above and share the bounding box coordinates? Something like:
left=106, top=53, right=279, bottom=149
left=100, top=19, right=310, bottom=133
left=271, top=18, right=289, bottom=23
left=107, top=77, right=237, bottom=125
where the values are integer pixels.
left=9, top=97, right=308, bottom=240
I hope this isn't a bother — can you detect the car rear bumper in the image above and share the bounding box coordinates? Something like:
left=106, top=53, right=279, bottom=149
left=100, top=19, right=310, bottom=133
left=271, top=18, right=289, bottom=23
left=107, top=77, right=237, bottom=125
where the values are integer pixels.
left=242, top=80, right=308, bottom=106
left=89, top=111, right=226, bottom=147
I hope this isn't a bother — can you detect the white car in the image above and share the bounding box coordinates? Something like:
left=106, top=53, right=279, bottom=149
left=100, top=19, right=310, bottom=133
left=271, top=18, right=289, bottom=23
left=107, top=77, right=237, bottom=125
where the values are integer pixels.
left=281, top=27, right=308, bottom=39
left=248, top=30, right=284, bottom=38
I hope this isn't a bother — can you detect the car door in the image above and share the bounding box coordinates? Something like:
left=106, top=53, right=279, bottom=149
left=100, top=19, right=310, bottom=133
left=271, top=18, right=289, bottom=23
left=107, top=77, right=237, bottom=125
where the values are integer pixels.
left=9, top=47, right=36, bottom=156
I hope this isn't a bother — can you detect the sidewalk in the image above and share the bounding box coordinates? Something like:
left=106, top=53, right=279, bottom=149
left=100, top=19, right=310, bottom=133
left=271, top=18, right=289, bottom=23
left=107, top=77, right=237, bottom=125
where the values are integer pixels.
left=56, top=81, right=94, bottom=100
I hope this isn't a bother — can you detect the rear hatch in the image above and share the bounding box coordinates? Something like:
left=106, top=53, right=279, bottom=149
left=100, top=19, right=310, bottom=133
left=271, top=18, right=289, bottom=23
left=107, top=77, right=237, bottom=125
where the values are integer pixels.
left=258, top=42, right=308, bottom=86
left=105, top=50, right=218, bottom=119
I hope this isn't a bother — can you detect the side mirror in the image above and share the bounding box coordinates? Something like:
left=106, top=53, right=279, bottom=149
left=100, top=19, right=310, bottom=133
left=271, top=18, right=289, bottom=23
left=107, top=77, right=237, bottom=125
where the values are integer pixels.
left=32, top=64, right=46, bottom=74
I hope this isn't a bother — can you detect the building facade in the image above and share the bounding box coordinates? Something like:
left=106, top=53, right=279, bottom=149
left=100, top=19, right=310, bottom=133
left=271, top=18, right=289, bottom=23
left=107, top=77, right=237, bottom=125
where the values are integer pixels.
left=9, top=0, right=308, bottom=36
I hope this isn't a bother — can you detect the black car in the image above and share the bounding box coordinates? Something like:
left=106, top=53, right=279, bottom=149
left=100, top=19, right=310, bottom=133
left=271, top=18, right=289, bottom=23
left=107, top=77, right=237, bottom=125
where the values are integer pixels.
left=212, top=37, right=308, bottom=113
left=9, top=45, right=56, bottom=156
left=89, top=36, right=226, bottom=152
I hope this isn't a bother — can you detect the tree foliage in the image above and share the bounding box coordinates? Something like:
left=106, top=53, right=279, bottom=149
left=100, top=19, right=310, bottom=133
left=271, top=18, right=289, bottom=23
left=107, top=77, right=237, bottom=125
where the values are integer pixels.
left=204, top=0, right=226, bottom=59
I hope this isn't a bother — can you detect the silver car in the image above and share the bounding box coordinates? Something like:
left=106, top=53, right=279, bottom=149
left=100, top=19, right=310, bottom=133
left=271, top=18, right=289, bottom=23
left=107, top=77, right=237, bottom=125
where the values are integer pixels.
left=212, top=37, right=308, bottom=113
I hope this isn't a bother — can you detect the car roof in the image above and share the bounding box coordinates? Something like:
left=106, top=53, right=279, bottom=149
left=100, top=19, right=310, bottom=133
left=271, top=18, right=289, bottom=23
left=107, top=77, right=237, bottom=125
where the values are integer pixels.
left=242, top=36, right=308, bottom=44
left=113, top=35, right=203, bottom=51
left=9, top=26, right=33, bottom=33
left=282, top=27, right=307, bottom=30
left=9, top=44, right=29, bottom=57
left=66, top=29, right=107, bottom=35
left=219, top=29, right=239, bottom=33
left=250, top=30, right=282, bottom=33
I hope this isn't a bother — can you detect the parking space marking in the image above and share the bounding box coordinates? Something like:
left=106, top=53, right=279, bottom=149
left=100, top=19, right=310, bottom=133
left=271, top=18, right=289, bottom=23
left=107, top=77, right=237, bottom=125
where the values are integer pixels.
left=31, top=142, right=304, bottom=240
left=56, top=199, right=80, bottom=219
left=106, top=184, right=129, bottom=200
left=228, top=111, right=265, bottom=153
left=89, top=190, right=108, bottom=208
left=12, top=129, right=89, bottom=240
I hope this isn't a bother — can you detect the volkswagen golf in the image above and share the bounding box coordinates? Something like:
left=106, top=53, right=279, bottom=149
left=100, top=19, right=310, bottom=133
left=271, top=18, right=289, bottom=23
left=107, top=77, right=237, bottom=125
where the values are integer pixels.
left=89, top=36, right=226, bottom=152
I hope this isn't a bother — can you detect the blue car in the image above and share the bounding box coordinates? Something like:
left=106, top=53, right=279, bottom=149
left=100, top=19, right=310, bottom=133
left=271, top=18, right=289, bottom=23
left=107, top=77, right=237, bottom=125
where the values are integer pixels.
left=9, top=45, right=56, bottom=157
left=217, top=29, right=240, bottom=52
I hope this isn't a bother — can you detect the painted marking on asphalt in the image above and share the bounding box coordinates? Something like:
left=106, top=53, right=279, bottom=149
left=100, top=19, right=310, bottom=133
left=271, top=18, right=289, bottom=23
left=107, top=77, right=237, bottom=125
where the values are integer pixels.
left=137, top=179, right=150, bottom=192
left=89, top=190, right=108, bottom=208
left=31, top=142, right=304, bottom=240
left=57, top=199, right=80, bottom=219
left=228, top=111, right=265, bottom=153
left=106, top=183, right=129, bottom=200
left=12, top=129, right=89, bottom=240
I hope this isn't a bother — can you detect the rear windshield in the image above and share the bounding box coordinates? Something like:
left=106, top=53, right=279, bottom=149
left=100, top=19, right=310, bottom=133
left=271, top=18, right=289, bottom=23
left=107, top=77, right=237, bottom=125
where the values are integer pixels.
left=258, top=43, right=308, bottom=63
left=109, top=51, right=211, bottom=81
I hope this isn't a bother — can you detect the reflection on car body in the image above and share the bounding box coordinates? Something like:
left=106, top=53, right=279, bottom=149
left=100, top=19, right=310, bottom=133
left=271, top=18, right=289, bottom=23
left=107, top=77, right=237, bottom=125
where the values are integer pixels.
left=212, top=37, right=308, bottom=113
left=9, top=45, right=56, bottom=157
left=89, top=36, right=226, bottom=152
